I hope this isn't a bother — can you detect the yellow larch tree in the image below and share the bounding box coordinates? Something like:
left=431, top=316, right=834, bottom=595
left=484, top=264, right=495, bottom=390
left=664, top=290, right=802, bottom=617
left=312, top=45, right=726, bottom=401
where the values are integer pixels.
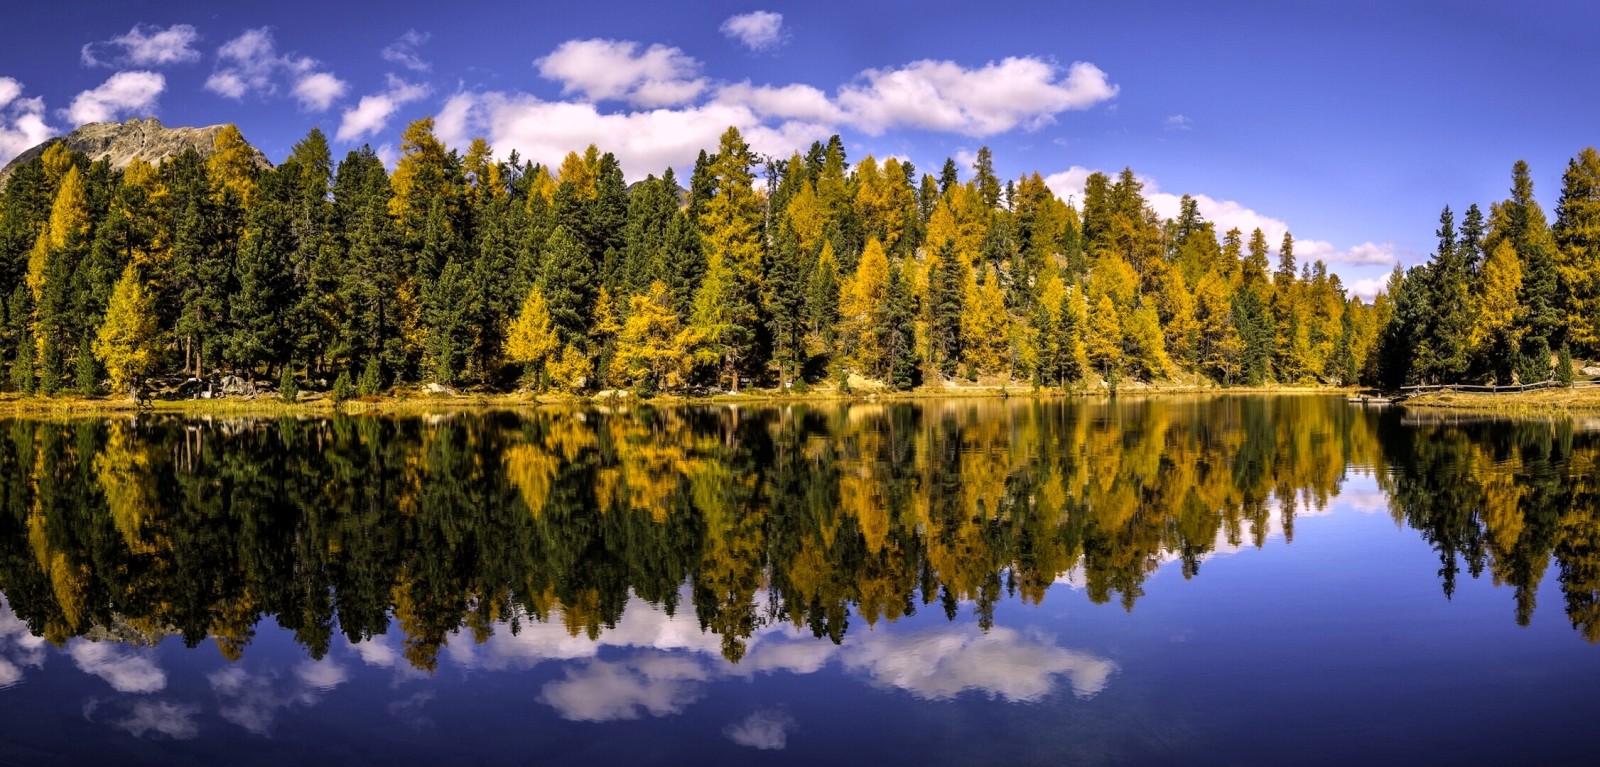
left=207, top=124, right=259, bottom=208
left=94, top=264, right=160, bottom=401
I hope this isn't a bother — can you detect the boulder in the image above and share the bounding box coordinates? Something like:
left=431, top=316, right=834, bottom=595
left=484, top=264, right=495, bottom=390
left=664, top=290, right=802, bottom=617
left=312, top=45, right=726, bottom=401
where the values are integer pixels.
left=1581, top=366, right=1600, bottom=377
left=218, top=375, right=256, bottom=397
left=422, top=382, right=457, bottom=396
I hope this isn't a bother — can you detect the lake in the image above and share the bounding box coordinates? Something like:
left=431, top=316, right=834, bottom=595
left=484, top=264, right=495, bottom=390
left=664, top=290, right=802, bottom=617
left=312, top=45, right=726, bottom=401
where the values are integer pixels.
left=0, top=396, right=1596, bottom=765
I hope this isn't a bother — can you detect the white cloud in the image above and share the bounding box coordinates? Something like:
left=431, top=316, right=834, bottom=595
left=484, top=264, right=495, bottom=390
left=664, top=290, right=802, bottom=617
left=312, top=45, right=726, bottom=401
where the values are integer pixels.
left=206, top=27, right=341, bottom=110
left=836, top=57, right=1117, bottom=137
left=207, top=28, right=285, bottom=98
left=842, top=626, right=1116, bottom=701
left=109, top=700, right=201, bottom=740
left=1146, top=189, right=1292, bottom=246
left=725, top=709, right=796, bottom=750
left=1043, top=165, right=1095, bottom=205
left=1165, top=114, right=1192, bottom=131
left=65, top=70, right=164, bottom=126
left=337, top=75, right=430, bottom=142
left=1348, top=277, right=1387, bottom=301
left=82, top=24, right=201, bottom=68
left=0, top=658, right=20, bottom=687
left=208, top=660, right=344, bottom=735
left=716, top=82, right=842, bottom=124
left=351, top=636, right=402, bottom=668
left=539, top=653, right=710, bottom=722
left=537, top=39, right=707, bottom=108
left=0, top=78, right=55, bottom=166
left=721, top=11, right=786, bottom=51
left=1334, top=241, right=1399, bottom=266
left=292, top=72, right=348, bottom=112
left=67, top=641, right=167, bottom=693
left=294, top=659, right=349, bottom=690
left=434, top=91, right=829, bottom=181
left=381, top=30, right=431, bottom=73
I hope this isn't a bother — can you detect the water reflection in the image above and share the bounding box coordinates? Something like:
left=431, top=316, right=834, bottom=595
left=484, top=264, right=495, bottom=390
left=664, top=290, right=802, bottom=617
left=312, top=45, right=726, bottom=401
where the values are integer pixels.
left=0, top=394, right=1596, bottom=684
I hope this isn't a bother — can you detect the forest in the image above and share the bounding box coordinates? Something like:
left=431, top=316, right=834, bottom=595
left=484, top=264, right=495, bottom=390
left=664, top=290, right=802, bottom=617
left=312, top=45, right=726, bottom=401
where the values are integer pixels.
left=0, top=118, right=1595, bottom=397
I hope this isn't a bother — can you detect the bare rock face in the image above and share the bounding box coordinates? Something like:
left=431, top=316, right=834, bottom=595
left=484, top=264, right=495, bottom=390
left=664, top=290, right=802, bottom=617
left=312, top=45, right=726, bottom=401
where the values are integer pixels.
left=0, top=116, right=271, bottom=188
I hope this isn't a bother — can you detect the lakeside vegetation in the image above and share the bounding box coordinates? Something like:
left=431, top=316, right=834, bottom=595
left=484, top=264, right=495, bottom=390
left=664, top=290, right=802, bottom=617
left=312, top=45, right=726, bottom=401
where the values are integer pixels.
left=3, top=116, right=1594, bottom=404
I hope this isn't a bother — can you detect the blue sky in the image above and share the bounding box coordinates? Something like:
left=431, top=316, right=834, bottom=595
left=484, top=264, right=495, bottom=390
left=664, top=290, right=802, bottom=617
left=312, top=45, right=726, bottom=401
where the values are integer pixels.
left=2, top=1, right=1596, bottom=298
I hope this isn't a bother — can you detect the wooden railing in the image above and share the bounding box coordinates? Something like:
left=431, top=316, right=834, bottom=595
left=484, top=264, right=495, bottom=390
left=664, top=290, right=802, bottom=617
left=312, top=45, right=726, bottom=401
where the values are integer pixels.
left=1397, top=379, right=1600, bottom=395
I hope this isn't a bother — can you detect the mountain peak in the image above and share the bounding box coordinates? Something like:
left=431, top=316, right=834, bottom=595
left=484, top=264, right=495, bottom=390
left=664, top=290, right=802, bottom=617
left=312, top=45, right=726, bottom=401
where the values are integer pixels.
left=0, top=117, right=271, bottom=188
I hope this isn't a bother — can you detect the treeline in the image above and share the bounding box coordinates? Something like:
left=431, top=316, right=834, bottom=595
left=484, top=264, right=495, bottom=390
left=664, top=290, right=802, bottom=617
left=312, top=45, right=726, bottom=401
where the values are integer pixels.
left=0, top=119, right=1387, bottom=397
left=1375, top=149, right=1600, bottom=388
left=17, top=119, right=1592, bottom=398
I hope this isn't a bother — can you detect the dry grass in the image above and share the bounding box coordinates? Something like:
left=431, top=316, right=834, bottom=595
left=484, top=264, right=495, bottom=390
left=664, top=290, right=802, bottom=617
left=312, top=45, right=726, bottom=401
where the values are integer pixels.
left=1403, top=386, right=1600, bottom=415
left=0, top=380, right=1355, bottom=420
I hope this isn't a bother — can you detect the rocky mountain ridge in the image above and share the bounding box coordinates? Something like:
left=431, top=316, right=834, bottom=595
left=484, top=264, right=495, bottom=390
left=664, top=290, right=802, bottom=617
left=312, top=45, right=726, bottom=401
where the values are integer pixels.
left=0, top=116, right=270, bottom=189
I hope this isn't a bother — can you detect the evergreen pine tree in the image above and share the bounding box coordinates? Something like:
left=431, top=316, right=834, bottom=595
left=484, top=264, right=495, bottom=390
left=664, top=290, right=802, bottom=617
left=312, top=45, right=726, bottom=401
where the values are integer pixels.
left=882, top=260, right=920, bottom=390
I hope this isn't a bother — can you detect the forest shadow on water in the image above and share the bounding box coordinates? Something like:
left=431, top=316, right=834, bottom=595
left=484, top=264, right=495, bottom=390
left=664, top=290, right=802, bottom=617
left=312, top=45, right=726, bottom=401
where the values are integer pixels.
left=0, top=394, right=1598, bottom=765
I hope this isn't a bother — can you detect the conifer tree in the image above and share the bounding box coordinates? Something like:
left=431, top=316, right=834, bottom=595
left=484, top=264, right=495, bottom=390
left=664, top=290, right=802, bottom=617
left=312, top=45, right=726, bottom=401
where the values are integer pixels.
left=1555, top=147, right=1600, bottom=354
left=609, top=281, right=686, bottom=391
left=962, top=269, right=1010, bottom=375
left=506, top=287, right=559, bottom=385
left=804, top=241, right=840, bottom=358
left=94, top=264, right=158, bottom=401
left=927, top=242, right=965, bottom=375
left=766, top=224, right=807, bottom=385
left=1085, top=293, right=1123, bottom=382
left=882, top=261, right=920, bottom=390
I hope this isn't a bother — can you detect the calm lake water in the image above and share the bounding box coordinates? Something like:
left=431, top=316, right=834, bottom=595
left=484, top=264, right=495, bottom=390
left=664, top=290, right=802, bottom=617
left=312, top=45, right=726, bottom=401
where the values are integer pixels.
left=0, top=396, right=1596, bottom=765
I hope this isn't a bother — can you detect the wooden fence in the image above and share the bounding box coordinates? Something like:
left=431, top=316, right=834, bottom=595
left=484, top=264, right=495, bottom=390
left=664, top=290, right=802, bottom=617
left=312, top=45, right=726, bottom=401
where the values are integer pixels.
left=1397, top=379, right=1600, bottom=396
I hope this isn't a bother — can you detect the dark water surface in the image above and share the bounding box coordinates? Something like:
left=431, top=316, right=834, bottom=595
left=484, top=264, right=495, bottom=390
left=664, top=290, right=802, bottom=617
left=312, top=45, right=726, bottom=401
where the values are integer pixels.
left=0, top=396, right=1596, bottom=765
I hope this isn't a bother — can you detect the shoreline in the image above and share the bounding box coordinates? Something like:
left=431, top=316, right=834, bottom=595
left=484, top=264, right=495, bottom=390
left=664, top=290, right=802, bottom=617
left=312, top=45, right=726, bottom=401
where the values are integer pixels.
left=1398, top=386, right=1600, bottom=415
left=0, top=383, right=1354, bottom=419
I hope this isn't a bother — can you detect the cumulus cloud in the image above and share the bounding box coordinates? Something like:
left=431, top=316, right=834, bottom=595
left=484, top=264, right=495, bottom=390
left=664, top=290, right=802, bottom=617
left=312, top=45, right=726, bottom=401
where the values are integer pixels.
left=725, top=709, right=796, bottom=750
left=206, top=27, right=343, bottom=111
left=436, top=39, right=1118, bottom=179
left=292, top=72, right=348, bottom=112
left=337, top=75, right=429, bottom=142
left=208, top=660, right=346, bottom=735
left=1042, top=165, right=1095, bottom=205
left=1348, top=277, right=1387, bottom=301
left=843, top=626, right=1116, bottom=701
left=433, top=91, right=828, bottom=181
left=1332, top=241, right=1398, bottom=266
left=1165, top=114, right=1192, bottom=131
left=295, top=659, right=349, bottom=690
left=836, top=58, right=1117, bottom=136
left=0, top=78, right=55, bottom=166
left=539, top=653, right=710, bottom=721
left=82, top=24, right=201, bottom=68
left=381, top=30, right=432, bottom=72
left=105, top=699, right=201, bottom=739
left=0, top=657, right=20, bottom=687
left=721, top=11, right=786, bottom=51
left=65, top=70, right=164, bottom=126
left=67, top=641, right=167, bottom=693
left=537, top=39, right=706, bottom=108
left=206, top=28, right=287, bottom=99
left=715, top=82, right=842, bottom=124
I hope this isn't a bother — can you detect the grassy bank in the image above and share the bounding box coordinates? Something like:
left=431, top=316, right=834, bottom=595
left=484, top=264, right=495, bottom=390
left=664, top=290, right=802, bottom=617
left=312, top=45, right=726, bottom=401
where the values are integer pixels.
left=1401, top=386, right=1600, bottom=414
left=0, top=381, right=1353, bottom=419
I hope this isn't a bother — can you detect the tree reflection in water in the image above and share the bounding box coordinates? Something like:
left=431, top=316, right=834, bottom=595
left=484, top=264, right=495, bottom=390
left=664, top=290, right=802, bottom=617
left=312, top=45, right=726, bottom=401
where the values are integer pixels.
left=1, top=396, right=1596, bottom=671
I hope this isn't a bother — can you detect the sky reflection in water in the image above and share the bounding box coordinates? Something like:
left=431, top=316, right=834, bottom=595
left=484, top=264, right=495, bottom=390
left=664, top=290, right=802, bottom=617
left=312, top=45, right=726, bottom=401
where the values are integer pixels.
left=1, top=397, right=1598, bottom=764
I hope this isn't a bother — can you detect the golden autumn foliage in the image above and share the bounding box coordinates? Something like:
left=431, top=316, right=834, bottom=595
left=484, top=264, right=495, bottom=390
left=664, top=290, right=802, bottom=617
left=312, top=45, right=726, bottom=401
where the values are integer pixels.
left=94, top=264, right=160, bottom=398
